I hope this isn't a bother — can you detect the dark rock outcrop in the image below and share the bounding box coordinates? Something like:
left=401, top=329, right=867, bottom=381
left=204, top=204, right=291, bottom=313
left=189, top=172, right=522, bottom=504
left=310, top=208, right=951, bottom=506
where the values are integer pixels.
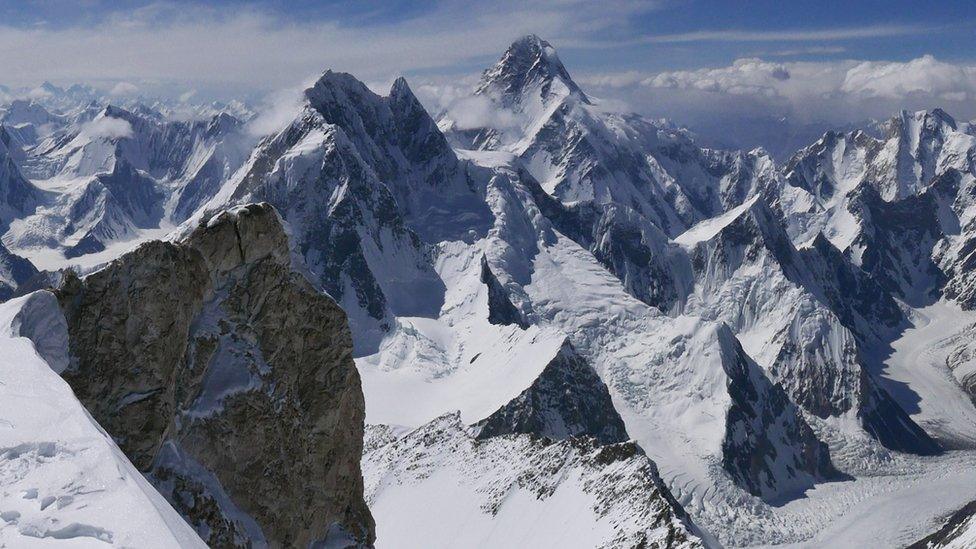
left=55, top=202, right=374, bottom=547
left=475, top=340, right=628, bottom=444
left=479, top=254, right=528, bottom=329
left=718, top=328, right=848, bottom=500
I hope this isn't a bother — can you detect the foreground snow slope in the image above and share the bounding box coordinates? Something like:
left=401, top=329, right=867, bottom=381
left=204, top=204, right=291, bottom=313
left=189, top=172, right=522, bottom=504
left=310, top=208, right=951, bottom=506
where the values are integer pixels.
left=0, top=291, right=204, bottom=548
left=364, top=415, right=704, bottom=549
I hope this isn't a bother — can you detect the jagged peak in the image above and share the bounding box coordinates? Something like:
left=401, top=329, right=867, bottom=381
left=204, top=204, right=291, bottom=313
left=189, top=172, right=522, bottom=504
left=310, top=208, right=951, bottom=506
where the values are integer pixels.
left=389, top=76, right=412, bottom=98
left=476, top=34, right=588, bottom=105
left=2, top=99, right=52, bottom=117
left=206, top=111, right=242, bottom=135
left=387, top=76, right=427, bottom=115
left=885, top=107, right=958, bottom=140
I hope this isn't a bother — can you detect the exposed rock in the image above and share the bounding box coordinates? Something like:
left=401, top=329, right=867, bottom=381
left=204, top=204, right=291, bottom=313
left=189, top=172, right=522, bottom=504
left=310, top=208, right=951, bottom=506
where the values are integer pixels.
left=55, top=202, right=374, bottom=547
left=479, top=254, right=528, bottom=328
left=718, top=326, right=847, bottom=499
left=474, top=340, right=628, bottom=444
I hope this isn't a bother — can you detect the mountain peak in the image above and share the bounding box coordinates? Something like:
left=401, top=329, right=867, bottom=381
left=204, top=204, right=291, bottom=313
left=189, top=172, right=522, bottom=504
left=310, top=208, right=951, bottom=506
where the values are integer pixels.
left=477, top=34, right=588, bottom=106
left=887, top=108, right=958, bottom=140
left=388, top=76, right=423, bottom=110
left=305, top=70, right=377, bottom=111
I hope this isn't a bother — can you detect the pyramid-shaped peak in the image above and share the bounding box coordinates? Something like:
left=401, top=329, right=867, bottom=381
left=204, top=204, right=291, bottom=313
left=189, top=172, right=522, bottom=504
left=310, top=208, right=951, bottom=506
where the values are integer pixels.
left=477, top=34, right=588, bottom=105
left=390, top=76, right=412, bottom=96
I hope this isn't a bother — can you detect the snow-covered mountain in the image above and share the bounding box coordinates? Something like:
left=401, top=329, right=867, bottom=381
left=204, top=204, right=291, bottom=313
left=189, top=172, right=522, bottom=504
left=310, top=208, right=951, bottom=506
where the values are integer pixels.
left=0, top=101, right=253, bottom=268
left=364, top=414, right=703, bottom=548
left=3, top=33, right=976, bottom=549
left=157, top=35, right=976, bottom=547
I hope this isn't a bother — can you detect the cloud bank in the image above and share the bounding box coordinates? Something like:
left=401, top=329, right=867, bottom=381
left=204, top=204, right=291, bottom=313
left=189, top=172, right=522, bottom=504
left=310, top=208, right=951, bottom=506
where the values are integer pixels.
left=568, top=54, right=976, bottom=158
left=642, top=55, right=976, bottom=104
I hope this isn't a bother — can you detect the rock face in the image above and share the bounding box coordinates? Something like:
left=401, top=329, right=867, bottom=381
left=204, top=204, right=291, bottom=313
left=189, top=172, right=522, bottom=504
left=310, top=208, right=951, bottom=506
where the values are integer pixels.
left=475, top=340, right=629, bottom=444
left=0, top=125, right=41, bottom=232
left=715, top=325, right=846, bottom=498
left=55, top=203, right=374, bottom=547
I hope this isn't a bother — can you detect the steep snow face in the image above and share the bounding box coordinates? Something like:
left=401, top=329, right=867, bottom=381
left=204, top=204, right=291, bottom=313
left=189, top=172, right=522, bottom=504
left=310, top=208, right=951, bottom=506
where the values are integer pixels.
left=195, top=71, right=494, bottom=353
left=674, top=194, right=938, bottom=457
left=363, top=415, right=703, bottom=549
left=775, top=110, right=976, bottom=307
left=478, top=165, right=839, bottom=502
left=2, top=105, right=252, bottom=269
left=443, top=37, right=774, bottom=241
left=0, top=291, right=205, bottom=548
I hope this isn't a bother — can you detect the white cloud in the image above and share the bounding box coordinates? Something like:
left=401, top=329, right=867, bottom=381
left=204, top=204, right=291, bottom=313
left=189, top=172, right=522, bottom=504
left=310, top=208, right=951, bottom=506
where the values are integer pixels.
left=444, top=95, right=519, bottom=131
left=80, top=116, right=134, bottom=140
left=109, top=81, right=139, bottom=96
left=577, top=71, right=647, bottom=89
left=841, top=55, right=976, bottom=101
left=641, top=55, right=976, bottom=106
left=577, top=55, right=976, bottom=157
left=26, top=86, right=53, bottom=100
left=244, top=84, right=310, bottom=137
left=645, top=58, right=850, bottom=99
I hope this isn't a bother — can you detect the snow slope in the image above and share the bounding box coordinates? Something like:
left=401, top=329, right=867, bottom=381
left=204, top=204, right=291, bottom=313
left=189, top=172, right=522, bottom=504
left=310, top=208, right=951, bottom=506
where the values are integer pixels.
left=0, top=291, right=204, bottom=548
left=364, top=415, right=703, bottom=549
left=878, top=300, right=976, bottom=448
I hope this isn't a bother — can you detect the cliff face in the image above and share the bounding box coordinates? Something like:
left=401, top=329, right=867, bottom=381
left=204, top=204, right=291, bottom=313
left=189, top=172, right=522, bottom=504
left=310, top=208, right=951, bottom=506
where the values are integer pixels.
left=55, top=202, right=374, bottom=547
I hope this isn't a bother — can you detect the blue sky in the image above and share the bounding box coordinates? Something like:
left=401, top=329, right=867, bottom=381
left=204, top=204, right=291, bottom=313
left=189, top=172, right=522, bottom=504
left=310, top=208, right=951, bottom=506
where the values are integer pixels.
left=2, top=0, right=975, bottom=151
left=3, top=0, right=973, bottom=79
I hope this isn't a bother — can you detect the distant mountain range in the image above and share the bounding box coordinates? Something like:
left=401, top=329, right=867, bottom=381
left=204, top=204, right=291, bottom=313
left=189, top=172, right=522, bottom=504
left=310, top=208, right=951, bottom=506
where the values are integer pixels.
left=1, top=34, right=976, bottom=548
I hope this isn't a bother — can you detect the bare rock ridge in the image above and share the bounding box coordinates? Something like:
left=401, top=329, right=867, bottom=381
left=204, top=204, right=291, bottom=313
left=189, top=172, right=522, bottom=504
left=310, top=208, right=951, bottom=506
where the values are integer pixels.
left=474, top=340, right=629, bottom=444
left=54, top=202, right=374, bottom=547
